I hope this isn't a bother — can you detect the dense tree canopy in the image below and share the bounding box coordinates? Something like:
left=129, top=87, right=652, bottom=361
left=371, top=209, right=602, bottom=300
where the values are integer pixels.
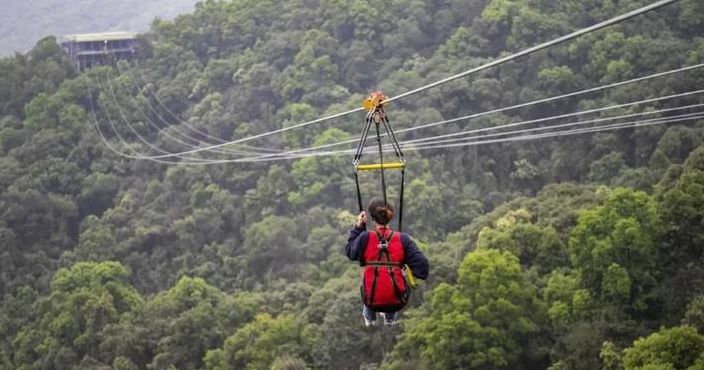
left=1, top=0, right=704, bottom=369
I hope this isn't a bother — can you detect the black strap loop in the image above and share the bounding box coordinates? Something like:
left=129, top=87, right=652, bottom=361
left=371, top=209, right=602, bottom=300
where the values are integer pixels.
left=354, top=172, right=363, bottom=213
left=374, top=119, right=387, bottom=204
left=399, top=169, right=405, bottom=232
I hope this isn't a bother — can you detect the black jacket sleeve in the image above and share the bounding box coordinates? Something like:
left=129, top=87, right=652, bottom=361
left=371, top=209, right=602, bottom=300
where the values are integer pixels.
left=401, top=234, right=429, bottom=280
left=345, top=227, right=368, bottom=262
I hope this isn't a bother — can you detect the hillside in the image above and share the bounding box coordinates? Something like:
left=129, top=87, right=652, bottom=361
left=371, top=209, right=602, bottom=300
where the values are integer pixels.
left=0, top=0, right=200, bottom=55
left=1, top=0, right=704, bottom=369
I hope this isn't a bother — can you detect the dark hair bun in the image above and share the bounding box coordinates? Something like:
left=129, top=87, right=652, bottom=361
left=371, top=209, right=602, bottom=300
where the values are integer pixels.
left=367, top=199, right=394, bottom=225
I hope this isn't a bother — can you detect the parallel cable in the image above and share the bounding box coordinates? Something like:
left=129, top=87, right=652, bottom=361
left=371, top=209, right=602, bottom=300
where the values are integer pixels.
left=403, top=104, right=704, bottom=148
left=118, top=61, right=281, bottom=154
left=179, top=102, right=704, bottom=164
left=409, top=110, right=704, bottom=149
left=256, top=113, right=704, bottom=161
left=106, top=67, right=267, bottom=157
left=89, top=87, right=184, bottom=164
left=159, top=101, right=704, bottom=164
left=250, top=63, right=704, bottom=160
left=409, top=114, right=704, bottom=151
left=402, top=89, right=704, bottom=145
left=90, top=81, right=226, bottom=164
left=125, top=60, right=235, bottom=144
left=102, top=76, right=197, bottom=158
left=250, top=89, right=704, bottom=162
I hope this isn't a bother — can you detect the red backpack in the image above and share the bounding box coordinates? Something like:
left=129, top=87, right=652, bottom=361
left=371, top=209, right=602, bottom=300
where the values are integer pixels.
left=360, top=229, right=409, bottom=312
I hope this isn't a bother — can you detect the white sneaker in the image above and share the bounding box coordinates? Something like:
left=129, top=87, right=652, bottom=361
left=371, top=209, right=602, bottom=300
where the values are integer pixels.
left=364, top=316, right=375, bottom=327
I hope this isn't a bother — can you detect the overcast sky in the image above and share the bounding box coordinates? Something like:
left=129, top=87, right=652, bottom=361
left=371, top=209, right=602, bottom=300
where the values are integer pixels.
left=0, top=0, right=201, bottom=56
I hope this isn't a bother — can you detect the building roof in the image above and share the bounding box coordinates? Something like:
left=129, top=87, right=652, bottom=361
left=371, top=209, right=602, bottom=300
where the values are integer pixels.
left=61, top=32, right=138, bottom=43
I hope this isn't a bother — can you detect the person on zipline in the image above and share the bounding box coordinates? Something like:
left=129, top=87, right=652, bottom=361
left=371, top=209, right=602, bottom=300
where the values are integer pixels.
left=345, top=199, right=429, bottom=327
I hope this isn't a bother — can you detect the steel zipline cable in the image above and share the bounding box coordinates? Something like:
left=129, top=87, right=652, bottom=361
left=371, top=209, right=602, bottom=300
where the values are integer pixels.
left=114, top=60, right=281, bottom=155
left=244, top=104, right=704, bottom=162
left=196, top=113, right=704, bottom=163
left=90, top=85, right=222, bottom=164
left=410, top=113, right=704, bottom=152
left=93, top=64, right=704, bottom=164
left=408, top=110, right=704, bottom=149
left=400, top=90, right=704, bottom=146
left=403, top=104, right=704, bottom=148
left=92, top=84, right=704, bottom=164
left=92, top=0, right=682, bottom=161
left=248, top=63, right=704, bottom=161
left=213, top=89, right=704, bottom=163
left=92, top=83, right=704, bottom=164
left=261, top=112, right=704, bottom=160
left=102, top=70, right=273, bottom=157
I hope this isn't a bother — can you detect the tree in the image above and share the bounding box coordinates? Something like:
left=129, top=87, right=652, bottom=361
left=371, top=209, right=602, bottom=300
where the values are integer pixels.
left=387, top=249, right=544, bottom=370
left=241, top=215, right=304, bottom=284
left=305, top=274, right=394, bottom=370
left=204, top=313, right=313, bottom=370
left=100, top=276, right=252, bottom=370
left=476, top=208, right=568, bottom=273
left=569, top=188, right=663, bottom=315
left=11, top=262, right=143, bottom=369
left=658, top=146, right=704, bottom=322
left=623, top=326, right=704, bottom=370
left=683, top=297, right=704, bottom=333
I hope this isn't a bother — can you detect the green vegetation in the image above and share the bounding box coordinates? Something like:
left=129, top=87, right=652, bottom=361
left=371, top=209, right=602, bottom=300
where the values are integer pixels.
left=1, top=0, right=704, bottom=369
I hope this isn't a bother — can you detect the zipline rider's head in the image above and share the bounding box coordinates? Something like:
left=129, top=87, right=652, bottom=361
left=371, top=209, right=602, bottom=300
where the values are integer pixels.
left=358, top=199, right=394, bottom=229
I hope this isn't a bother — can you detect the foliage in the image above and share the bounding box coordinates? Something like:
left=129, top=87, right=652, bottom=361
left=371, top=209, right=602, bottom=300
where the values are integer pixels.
left=1, top=0, right=704, bottom=369
left=623, top=326, right=704, bottom=370
left=204, top=313, right=313, bottom=370
left=386, top=249, right=544, bottom=369
left=10, top=262, right=143, bottom=369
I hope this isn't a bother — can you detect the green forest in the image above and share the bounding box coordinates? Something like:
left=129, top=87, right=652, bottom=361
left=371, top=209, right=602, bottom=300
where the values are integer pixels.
left=2, top=0, right=704, bottom=369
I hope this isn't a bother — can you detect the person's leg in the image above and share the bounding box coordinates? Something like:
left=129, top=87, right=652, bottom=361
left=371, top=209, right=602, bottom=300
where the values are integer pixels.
left=383, top=311, right=399, bottom=326
left=363, top=305, right=377, bottom=326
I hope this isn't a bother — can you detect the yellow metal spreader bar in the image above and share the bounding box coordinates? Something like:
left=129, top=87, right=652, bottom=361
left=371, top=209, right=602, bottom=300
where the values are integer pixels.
left=355, top=162, right=406, bottom=171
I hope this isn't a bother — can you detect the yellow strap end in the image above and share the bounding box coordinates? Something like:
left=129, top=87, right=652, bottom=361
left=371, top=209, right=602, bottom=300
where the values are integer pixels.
left=405, top=265, right=418, bottom=288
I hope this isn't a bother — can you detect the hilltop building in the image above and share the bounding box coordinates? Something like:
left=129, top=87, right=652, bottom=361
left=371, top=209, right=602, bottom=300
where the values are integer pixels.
left=60, top=32, right=137, bottom=71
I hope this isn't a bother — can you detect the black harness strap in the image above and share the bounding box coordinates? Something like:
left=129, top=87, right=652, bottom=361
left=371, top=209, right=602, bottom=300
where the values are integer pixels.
left=382, top=230, right=406, bottom=302
left=353, top=113, right=373, bottom=213
left=381, top=114, right=404, bottom=159
left=354, top=172, right=363, bottom=212
left=399, top=169, right=405, bottom=232
left=368, top=264, right=379, bottom=307
left=365, top=261, right=403, bottom=267
left=389, top=264, right=406, bottom=304
left=380, top=113, right=405, bottom=232
left=354, top=113, right=373, bottom=163
left=374, top=115, right=387, bottom=204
